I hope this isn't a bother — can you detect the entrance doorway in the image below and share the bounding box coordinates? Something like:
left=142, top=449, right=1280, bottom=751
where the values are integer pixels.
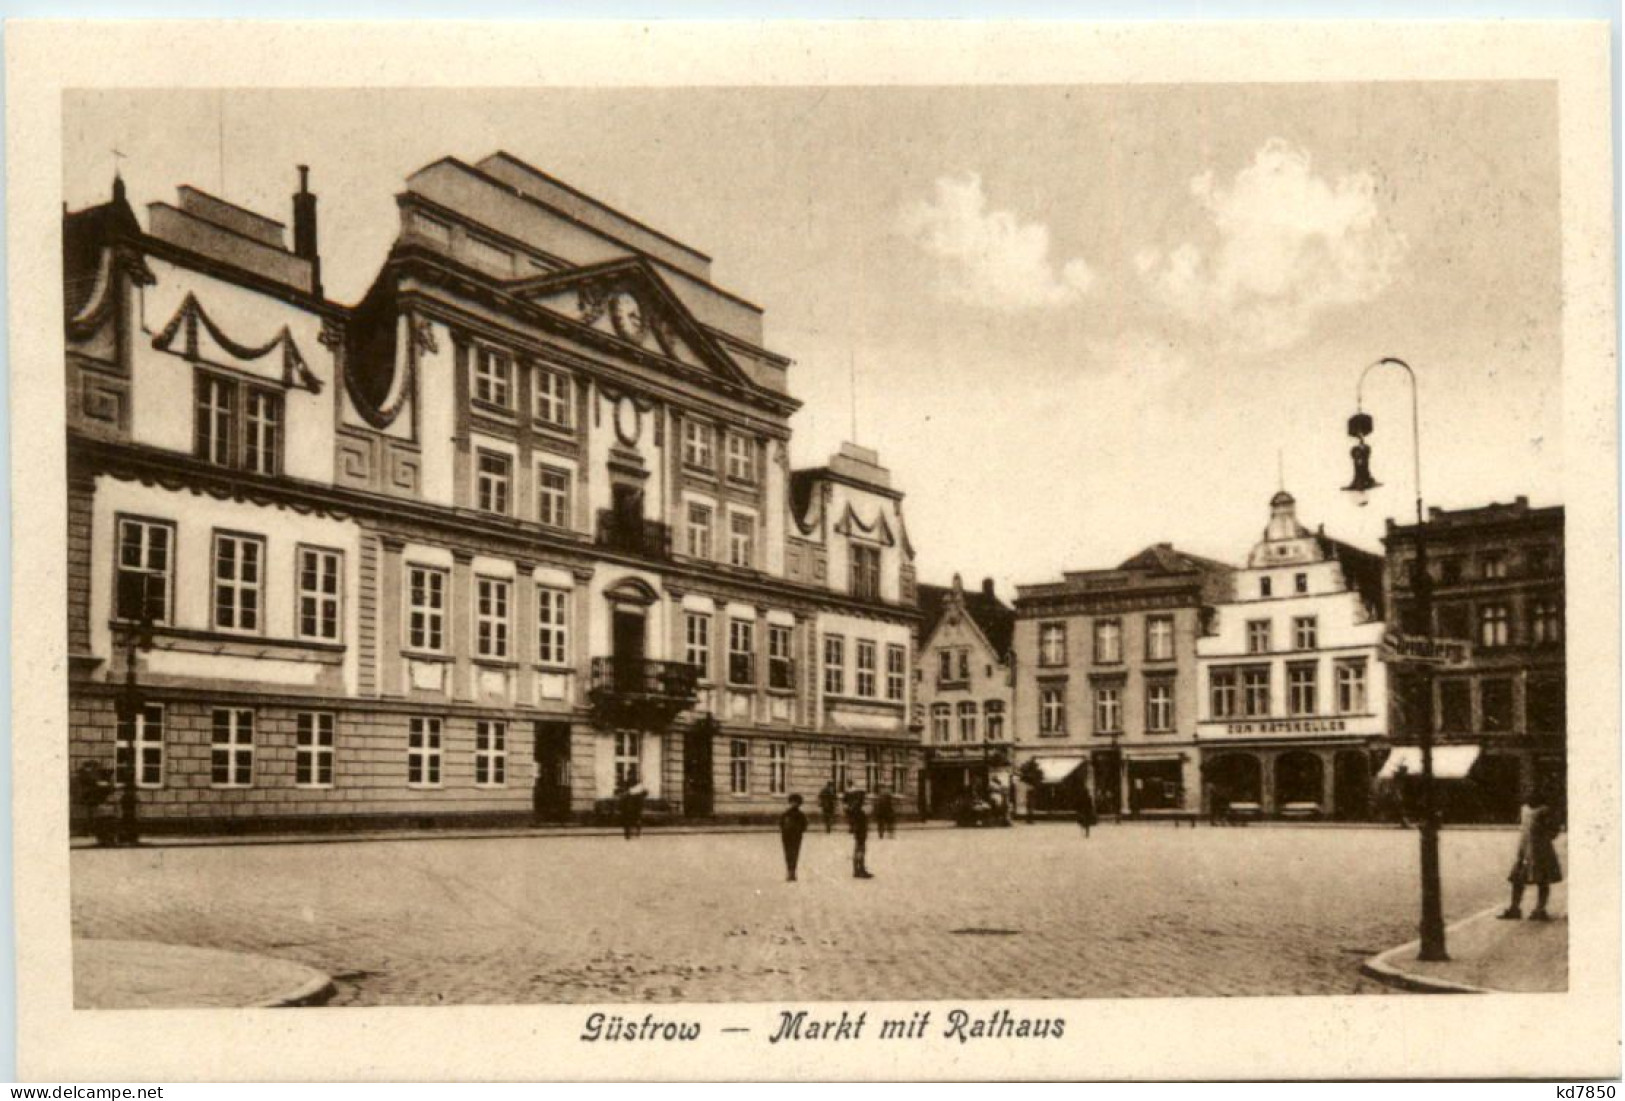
left=683, top=720, right=716, bottom=818
left=532, top=720, right=573, bottom=821
left=612, top=608, right=646, bottom=691
left=1127, top=760, right=1184, bottom=812
left=1332, top=750, right=1372, bottom=820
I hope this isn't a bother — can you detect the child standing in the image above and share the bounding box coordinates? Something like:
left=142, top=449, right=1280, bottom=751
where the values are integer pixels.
left=779, top=794, right=809, bottom=882
left=1500, top=788, right=1563, bottom=921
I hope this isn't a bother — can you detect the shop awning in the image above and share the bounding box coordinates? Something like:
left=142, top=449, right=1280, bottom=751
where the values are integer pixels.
left=1028, top=757, right=1084, bottom=784
left=1377, top=745, right=1481, bottom=781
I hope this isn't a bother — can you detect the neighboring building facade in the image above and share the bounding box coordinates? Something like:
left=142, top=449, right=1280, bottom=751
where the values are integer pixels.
left=1012, top=545, right=1233, bottom=817
left=914, top=574, right=1014, bottom=816
left=1382, top=497, right=1565, bottom=821
left=1195, top=491, right=1388, bottom=819
left=66, top=153, right=919, bottom=832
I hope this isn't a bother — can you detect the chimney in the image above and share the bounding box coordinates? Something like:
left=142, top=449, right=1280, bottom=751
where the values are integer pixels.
left=292, top=165, right=322, bottom=296
left=982, top=578, right=996, bottom=599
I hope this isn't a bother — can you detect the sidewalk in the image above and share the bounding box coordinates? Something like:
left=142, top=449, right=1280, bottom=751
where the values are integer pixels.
left=70, top=817, right=960, bottom=850
left=74, top=938, right=334, bottom=1008
left=1361, top=884, right=1568, bottom=993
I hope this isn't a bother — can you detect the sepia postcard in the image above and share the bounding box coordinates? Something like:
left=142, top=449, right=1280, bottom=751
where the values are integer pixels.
left=7, top=18, right=1618, bottom=1082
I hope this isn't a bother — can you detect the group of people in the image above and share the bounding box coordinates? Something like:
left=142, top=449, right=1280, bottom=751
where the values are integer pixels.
left=778, top=783, right=896, bottom=881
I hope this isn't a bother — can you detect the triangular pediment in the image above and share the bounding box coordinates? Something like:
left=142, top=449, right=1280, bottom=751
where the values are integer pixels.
left=508, top=259, right=752, bottom=390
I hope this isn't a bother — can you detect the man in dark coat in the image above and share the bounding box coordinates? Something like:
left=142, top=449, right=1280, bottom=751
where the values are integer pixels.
left=818, top=781, right=837, bottom=833
left=874, top=789, right=896, bottom=839
left=1075, top=785, right=1097, bottom=838
left=779, top=794, right=809, bottom=881
left=848, top=791, right=873, bottom=878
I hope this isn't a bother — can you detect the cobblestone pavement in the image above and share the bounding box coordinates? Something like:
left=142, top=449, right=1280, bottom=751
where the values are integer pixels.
left=71, top=823, right=1521, bottom=1005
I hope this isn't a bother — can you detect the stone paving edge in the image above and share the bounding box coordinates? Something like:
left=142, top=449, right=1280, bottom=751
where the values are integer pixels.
left=260, top=971, right=338, bottom=1008
left=1358, top=905, right=1500, bottom=995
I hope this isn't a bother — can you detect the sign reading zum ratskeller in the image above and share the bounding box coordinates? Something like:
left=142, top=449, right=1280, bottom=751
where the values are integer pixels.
left=1378, top=632, right=1471, bottom=668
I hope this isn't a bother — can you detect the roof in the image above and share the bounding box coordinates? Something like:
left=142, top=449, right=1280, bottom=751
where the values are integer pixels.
left=918, top=577, right=1016, bottom=661
left=1315, top=532, right=1385, bottom=608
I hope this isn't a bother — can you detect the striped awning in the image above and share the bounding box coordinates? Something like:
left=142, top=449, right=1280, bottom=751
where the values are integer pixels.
left=1377, top=745, right=1481, bottom=781
left=1028, top=757, right=1085, bottom=784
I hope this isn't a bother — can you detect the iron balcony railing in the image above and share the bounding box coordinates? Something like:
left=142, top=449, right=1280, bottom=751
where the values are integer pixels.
left=589, top=657, right=699, bottom=704
left=596, top=509, right=671, bottom=559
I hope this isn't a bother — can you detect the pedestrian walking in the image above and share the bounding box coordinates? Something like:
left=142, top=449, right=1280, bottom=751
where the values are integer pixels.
left=818, top=781, right=837, bottom=834
left=1075, top=785, right=1097, bottom=838
left=1205, top=782, right=1228, bottom=827
left=848, top=791, right=873, bottom=878
left=779, top=794, right=809, bottom=881
left=1499, top=786, right=1563, bottom=921
left=874, top=789, right=896, bottom=839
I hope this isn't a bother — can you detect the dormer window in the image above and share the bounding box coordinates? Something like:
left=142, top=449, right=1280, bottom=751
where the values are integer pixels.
left=726, top=434, right=756, bottom=483
left=195, top=371, right=282, bottom=476
left=533, top=366, right=573, bottom=430
left=849, top=543, right=881, bottom=600
left=683, top=420, right=715, bottom=471
left=472, top=347, right=512, bottom=410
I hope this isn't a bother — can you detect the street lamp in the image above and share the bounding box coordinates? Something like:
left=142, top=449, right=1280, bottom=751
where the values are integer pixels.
left=1345, top=356, right=1447, bottom=961
left=114, top=573, right=158, bottom=846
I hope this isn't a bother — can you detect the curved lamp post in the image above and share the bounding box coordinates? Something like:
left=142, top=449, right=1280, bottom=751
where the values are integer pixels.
left=1345, top=356, right=1447, bottom=961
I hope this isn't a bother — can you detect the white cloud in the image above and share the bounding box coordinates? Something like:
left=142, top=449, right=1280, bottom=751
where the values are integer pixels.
left=899, top=172, right=1095, bottom=310
left=1138, top=139, right=1409, bottom=349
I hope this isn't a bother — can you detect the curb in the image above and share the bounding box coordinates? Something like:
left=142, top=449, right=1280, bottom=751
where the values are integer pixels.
left=1358, top=905, right=1501, bottom=994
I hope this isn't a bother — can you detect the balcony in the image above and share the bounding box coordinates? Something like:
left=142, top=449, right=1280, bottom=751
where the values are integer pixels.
left=596, top=509, right=671, bottom=560
left=588, top=657, right=698, bottom=729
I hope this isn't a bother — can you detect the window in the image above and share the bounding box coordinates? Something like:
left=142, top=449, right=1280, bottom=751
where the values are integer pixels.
left=1526, top=546, right=1555, bottom=576
left=242, top=390, right=282, bottom=476
left=296, top=547, right=342, bottom=641
left=768, top=742, right=788, bottom=795
left=830, top=745, right=849, bottom=790
left=1335, top=660, right=1367, bottom=714
left=537, top=464, right=572, bottom=529
left=536, top=586, right=569, bottom=666
left=533, top=367, right=573, bottom=429
left=684, top=612, right=712, bottom=678
left=212, top=533, right=264, bottom=633
left=476, top=450, right=512, bottom=515
left=682, top=420, right=714, bottom=470
left=1146, top=680, right=1173, bottom=732
left=613, top=731, right=641, bottom=788
left=1293, top=616, right=1317, bottom=651
left=1481, top=553, right=1507, bottom=580
left=856, top=640, right=877, bottom=697
left=195, top=373, right=283, bottom=474
left=295, top=712, right=335, bottom=787
left=475, top=577, right=510, bottom=660
left=864, top=746, right=881, bottom=792
left=1093, top=684, right=1122, bottom=734
left=210, top=708, right=254, bottom=788
left=984, top=700, right=1005, bottom=741
left=1481, top=678, right=1515, bottom=733
left=1438, top=556, right=1463, bottom=585
left=1288, top=662, right=1318, bottom=716
left=885, top=645, right=907, bottom=702
left=730, top=740, right=750, bottom=794
left=116, top=703, right=164, bottom=788
left=1242, top=667, right=1270, bottom=717
left=407, top=566, right=447, bottom=652
left=115, top=517, right=172, bottom=624
left=1145, top=616, right=1174, bottom=661
left=729, top=512, right=755, bottom=568
left=1479, top=604, right=1510, bottom=648
left=824, top=635, right=846, bottom=695
left=1039, top=684, right=1067, bottom=736
left=958, top=700, right=978, bottom=742
left=890, top=751, right=906, bottom=794
left=1246, top=620, right=1271, bottom=654
left=472, top=347, right=512, bottom=408
left=769, top=625, right=794, bottom=691
left=1210, top=670, right=1238, bottom=719
left=1039, top=622, right=1067, bottom=666
left=1260, top=576, right=1272, bottom=598
left=686, top=502, right=713, bottom=559
left=1531, top=599, right=1562, bottom=644
left=931, top=703, right=951, bottom=743
left=1294, top=572, right=1308, bottom=594
left=408, top=717, right=443, bottom=786
left=1094, top=620, right=1122, bottom=664
left=850, top=544, right=881, bottom=600
left=475, top=720, right=507, bottom=787
left=957, top=648, right=971, bottom=681
left=937, top=649, right=955, bottom=685
left=1439, top=680, right=1472, bottom=732
left=728, top=619, right=756, bottom=686
left=726, top=435, right=756, bottom=483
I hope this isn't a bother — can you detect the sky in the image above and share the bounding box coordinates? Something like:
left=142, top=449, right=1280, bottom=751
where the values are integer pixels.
left=63, top=84, right=1564, bottom=595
